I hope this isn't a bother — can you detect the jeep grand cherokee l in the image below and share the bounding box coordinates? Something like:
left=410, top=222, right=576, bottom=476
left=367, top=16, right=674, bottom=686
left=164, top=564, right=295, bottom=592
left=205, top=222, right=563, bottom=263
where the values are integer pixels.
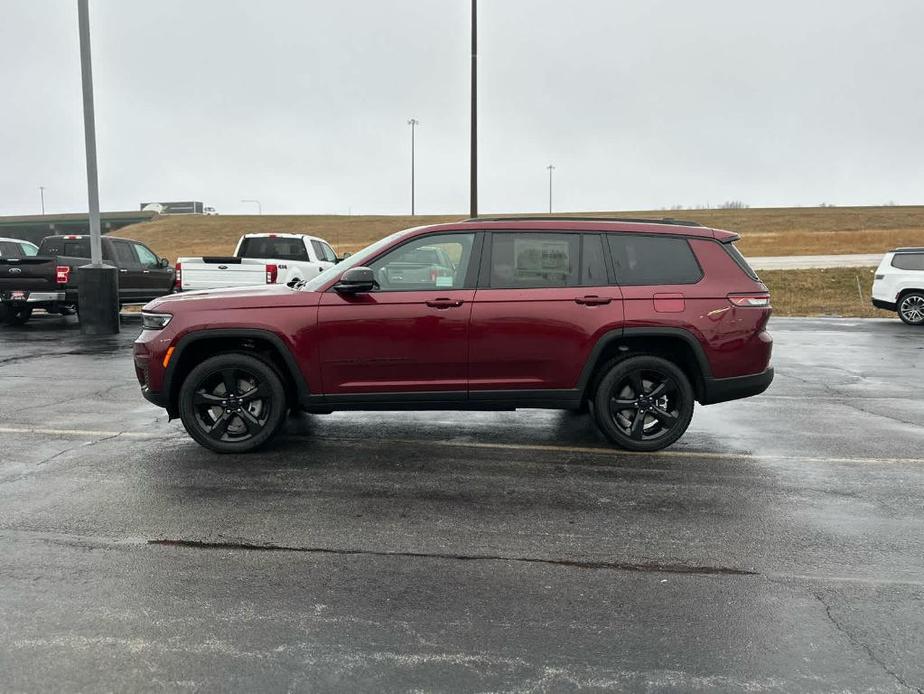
left=134, top=217, right=774, bottom=453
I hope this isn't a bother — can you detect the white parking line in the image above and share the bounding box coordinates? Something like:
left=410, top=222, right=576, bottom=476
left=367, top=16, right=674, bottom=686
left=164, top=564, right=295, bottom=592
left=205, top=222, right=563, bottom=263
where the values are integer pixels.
left=0, top=426, right=160, bottom=439
left=1, top=425, right=922, bottom=466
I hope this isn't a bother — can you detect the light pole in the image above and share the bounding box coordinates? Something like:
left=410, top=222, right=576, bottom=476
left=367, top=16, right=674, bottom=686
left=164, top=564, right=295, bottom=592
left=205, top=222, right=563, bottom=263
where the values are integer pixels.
left=76, top=0, right=119, bottom=335
left=241, top=199, right=263, bottom=215
left=470, top=0, right=477, bottom=218
left=39, top=186, right=46, bottom=215
left=546, top=164, right=555, bottom=214
left=408, top=118, right=419, bottom=215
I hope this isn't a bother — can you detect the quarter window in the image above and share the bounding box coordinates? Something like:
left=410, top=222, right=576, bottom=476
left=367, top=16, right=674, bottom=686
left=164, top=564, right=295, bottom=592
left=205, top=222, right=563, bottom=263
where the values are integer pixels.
left=892, top=253, right=924, bottom=271
left=489, top=233, right=579, bottom=288
left=607, top=234, right=702, bottom=285
left=369, top=233, right=475, bottom=291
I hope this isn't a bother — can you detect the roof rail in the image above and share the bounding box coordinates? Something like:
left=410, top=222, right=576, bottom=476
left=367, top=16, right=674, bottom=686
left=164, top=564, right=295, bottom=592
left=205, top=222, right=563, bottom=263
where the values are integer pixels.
left=892, top=247, right=924, bottom=253
left=463, top=215, right=704, bottom=227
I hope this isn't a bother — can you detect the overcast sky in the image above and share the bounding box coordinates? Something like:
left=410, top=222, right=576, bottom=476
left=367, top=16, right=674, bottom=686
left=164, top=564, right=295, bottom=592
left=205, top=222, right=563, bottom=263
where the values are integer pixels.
left=2, top=0, right=922, bottom=216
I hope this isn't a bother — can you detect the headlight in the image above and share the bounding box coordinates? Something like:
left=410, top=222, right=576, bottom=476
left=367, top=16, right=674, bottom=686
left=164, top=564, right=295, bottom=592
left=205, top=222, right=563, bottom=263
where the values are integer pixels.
left=141, top=312, right=173, bottom=330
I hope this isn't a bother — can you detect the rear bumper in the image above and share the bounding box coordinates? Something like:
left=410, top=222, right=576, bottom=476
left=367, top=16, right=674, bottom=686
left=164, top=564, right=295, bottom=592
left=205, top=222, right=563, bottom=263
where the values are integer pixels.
left=872, top=298, right=897, bottom=312
left=701, top=367, right=774, bottom=405
left=1, top=291, right=66, bottom=304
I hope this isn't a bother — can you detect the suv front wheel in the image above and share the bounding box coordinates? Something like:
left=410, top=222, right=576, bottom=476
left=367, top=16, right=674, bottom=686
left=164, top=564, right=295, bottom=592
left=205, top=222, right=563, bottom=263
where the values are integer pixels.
left=178, top=353, right=287, bottom=453
left=593, top=355, right=695, bottom=452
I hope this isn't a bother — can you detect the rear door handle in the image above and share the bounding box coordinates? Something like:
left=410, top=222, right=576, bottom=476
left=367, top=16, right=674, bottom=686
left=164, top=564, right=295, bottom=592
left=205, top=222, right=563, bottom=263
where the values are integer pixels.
left=426, top=298, right=464, bottom=309
left=575, top=295, right=612, bottom=306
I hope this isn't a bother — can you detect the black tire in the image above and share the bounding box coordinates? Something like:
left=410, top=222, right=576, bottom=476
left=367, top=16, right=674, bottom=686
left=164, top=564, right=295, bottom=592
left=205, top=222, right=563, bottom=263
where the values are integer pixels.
left=4, top=307, right=33, bottom=326
left=592, top=355, right=695, bottom=452
left=178, top=353, right=287, bottom=453
left=898, top=292, right=924, bottom=326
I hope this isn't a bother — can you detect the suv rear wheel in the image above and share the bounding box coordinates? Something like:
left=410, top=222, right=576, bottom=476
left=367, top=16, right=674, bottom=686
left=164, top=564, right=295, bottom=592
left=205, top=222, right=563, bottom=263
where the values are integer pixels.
left=592, top=355, right=695, bottom=452
left=898, top=291, right=924, bottom=326
left=178, top=353, right=286, bottom=453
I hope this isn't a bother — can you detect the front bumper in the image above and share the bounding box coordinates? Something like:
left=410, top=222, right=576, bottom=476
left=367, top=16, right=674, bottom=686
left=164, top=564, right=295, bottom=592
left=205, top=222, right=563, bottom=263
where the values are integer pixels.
left=701, top=367, right=774, bottom=405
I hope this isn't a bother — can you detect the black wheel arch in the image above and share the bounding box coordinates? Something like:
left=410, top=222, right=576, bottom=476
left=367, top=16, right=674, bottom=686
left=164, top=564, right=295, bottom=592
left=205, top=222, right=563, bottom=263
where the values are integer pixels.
left=163, top=329, right=309, bottom=418
left=577, top=327, right=711, bottom=404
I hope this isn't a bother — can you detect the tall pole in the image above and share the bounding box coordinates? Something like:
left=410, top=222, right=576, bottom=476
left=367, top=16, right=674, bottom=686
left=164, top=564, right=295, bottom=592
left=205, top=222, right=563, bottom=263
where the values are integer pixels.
left=241, top=199, right=263, bottom=215
left=470, top=0, right=478, bottom=218
left=76, top=0, right=119, bottom=335
left=39, top=186, right=46, bottom=215
left=547, top=164, right=555, bottom=214
left=408, top=118, right=419, bottom=215
left=78, top=0, right=102, bottom=265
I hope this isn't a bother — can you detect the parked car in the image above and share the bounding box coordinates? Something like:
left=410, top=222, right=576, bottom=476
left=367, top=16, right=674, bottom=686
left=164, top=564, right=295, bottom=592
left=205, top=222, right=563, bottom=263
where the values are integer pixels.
left=175, top=233, right=338, bottom=292
left=0, top=235, right=174, bottom=325
left=872, top=248, right=924, bottom=326
left=134, top=217, right=774, bottom=454
left=0, top=237, right=39, bottom=259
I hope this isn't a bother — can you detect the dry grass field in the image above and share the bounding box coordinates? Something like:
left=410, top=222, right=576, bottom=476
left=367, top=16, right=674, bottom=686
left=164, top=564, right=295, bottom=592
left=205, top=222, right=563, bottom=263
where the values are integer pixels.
left=112, top=206, right=924, bottom=263
left=760, top=266, right=892, bottom=318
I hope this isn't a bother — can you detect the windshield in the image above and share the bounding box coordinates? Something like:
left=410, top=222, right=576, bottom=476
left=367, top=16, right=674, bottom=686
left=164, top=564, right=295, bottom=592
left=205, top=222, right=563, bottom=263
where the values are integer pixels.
left=301, top=228, right=419, bottom=291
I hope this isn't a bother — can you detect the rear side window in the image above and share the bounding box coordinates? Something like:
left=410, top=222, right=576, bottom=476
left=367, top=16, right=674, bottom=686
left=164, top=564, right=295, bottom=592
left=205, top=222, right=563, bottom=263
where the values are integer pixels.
left=892, top=253, right=924, bottom=271
left=238, top=237, right=309, bottom=261
left=489, top=233, right=579, bottom=288
left=112, top=242, right=137, bottom=267
left=607, top=234, right=702, bottom=285
left=581, top=234, right=608, bottom=286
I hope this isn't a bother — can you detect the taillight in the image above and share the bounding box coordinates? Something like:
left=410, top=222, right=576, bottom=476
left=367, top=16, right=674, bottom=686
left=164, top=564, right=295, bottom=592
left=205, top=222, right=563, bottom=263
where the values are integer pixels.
left=174, top=262, right=182, bottom=290
left=55, top=265, right=70, bottom=284
left=728, top=293, right=770, bottom=308
left=266, top=264, right=278, bottom=284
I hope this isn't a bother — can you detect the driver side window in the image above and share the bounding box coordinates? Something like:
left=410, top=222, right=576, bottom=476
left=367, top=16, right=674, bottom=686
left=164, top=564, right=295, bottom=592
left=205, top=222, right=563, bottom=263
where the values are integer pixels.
left=368, top=233, right=475, bottom=292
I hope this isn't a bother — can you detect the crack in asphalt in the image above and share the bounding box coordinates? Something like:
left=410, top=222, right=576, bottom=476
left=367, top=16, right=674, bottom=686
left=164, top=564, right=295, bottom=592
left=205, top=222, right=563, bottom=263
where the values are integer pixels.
left=813, top=591, right=922, bottom=693
left=0, top=432, right=125, bottom=485
left=147, top=539, right=758, bottom=576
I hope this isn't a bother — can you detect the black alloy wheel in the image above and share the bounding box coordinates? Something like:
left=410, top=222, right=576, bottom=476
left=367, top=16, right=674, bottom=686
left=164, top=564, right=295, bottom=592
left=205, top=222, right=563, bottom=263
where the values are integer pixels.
left=179, top=353, right=286, bottom=453
left=593, top=355, right=694, bottom=452
left=898, top=292, right=924, bottom=326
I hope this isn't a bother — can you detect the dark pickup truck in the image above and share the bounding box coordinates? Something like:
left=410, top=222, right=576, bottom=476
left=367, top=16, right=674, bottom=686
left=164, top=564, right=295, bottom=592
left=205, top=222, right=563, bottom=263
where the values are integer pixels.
left=0, top=235, right=175, bottom=326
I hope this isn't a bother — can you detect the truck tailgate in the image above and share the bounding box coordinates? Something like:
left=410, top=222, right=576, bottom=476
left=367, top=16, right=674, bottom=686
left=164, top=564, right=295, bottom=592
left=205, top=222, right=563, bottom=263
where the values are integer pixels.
left=0, top=257, right=60, bottom=294
left=179, top=257, right=269, bottom=291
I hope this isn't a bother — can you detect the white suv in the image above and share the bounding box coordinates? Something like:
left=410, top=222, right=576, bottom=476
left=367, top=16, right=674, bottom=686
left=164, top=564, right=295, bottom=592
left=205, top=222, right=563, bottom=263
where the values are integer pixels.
left=872, top=248, right=924, bottom=325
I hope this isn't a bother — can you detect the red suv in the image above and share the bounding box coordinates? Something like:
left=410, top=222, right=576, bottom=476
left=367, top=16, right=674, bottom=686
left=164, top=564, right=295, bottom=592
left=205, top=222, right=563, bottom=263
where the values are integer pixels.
left=134, top=218, right=773, bottom=453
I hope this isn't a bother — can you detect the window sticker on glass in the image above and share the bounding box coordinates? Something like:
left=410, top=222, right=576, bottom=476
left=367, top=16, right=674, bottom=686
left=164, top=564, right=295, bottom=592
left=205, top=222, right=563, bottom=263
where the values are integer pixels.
left=435, top=275, right=454, bottom=288
left=514, top=238, right=571, bottom=276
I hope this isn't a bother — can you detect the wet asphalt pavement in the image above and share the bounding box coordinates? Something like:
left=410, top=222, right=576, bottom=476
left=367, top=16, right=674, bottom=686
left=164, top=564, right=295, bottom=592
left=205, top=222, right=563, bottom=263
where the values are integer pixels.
left=0, top=315, right=922, bottom=692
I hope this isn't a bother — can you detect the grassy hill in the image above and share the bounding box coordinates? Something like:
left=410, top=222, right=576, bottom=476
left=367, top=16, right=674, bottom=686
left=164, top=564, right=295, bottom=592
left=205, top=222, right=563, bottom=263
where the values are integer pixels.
left=111, top=206, right=924, bottom=263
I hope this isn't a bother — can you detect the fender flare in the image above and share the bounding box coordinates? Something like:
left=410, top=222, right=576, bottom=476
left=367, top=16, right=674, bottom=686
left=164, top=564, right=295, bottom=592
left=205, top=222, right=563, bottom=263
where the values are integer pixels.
left=162, top=328, right=310, bottom=410
left=575, top=326, right=712, bottom=397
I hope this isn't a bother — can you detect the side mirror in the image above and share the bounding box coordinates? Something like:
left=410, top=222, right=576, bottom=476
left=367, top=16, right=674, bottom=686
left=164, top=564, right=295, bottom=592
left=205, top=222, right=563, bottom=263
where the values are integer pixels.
left=159, top=257, right=170, bottom=269
left=333, top=266, right=375, bottom=293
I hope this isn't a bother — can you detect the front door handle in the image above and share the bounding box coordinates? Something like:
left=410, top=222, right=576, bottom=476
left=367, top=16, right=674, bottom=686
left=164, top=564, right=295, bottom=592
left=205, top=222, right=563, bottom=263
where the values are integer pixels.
left=426, top=298, right=464, bottom=309
left=575, top=295, right=612, bottom=306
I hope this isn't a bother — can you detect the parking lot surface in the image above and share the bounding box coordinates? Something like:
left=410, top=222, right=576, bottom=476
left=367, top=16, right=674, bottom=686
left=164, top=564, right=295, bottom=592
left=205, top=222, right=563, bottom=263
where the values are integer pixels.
left=0, top=315, right=922, bottom=692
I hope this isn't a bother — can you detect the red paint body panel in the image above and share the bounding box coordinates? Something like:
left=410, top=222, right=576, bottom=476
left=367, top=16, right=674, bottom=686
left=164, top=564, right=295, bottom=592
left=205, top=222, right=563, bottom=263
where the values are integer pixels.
left=317, top=290, right=473, bottom=393
left=468, top=286, right=623, bottom=390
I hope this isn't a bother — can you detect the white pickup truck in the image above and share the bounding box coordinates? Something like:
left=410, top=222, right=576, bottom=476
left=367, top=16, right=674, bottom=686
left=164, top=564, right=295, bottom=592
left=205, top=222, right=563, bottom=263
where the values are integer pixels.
left=176, top=233, right=339, bottom=292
